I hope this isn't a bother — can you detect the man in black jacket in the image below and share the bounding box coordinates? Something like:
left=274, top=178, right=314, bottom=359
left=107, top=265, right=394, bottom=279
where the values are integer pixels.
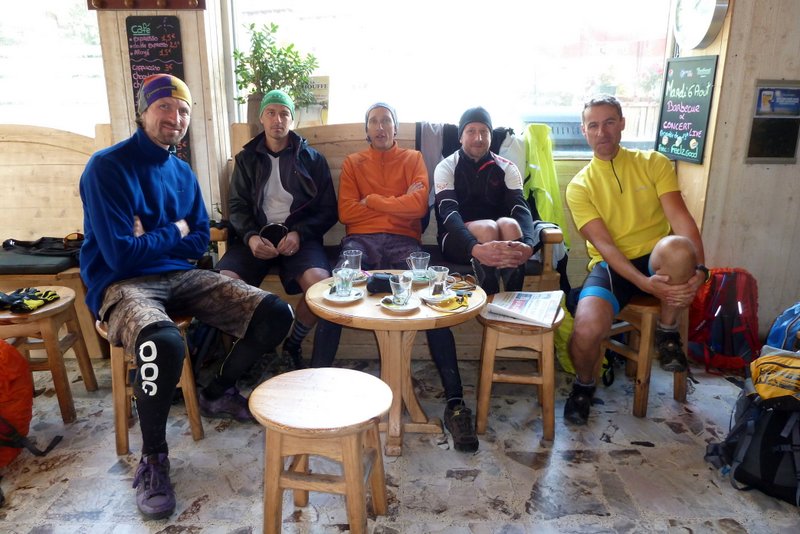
left=219, top=90, right=341, bottom=370
left=434, top=107, right=555, bottom=294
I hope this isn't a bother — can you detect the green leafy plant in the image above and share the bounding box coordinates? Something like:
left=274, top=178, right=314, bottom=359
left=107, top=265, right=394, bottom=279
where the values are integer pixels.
left=233, top=23, right=318, bottom=107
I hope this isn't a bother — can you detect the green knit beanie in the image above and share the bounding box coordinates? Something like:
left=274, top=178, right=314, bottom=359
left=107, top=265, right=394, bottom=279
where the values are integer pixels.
left=259, top=89, right=295, bottom=118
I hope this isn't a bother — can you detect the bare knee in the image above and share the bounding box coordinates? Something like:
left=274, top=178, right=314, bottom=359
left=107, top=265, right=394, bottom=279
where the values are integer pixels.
left=571, top=314, right=609, bottom=354
left=298, top=267, right=330, bottom=292
left=465, top=219, right=499, bottom=242
left=496, top=217, right=522, bottom=241
left=650, top=235, right=697, bottom=285
left=569, top=298, right=614, bottom=360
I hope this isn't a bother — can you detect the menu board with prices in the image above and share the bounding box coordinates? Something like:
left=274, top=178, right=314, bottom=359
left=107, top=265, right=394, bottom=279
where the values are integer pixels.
left=126, top=16, right=191, bottom=164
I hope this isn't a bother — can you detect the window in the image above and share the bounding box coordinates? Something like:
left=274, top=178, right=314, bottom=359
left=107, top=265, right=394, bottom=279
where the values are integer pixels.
left=233, top=0, right=670, bottom=155
left=0, top=1, right=108, bottom=137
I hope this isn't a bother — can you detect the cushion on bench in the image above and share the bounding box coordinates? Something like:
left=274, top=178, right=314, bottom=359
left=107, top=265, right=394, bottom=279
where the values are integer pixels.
left=0, top=250, right=76, bottom=274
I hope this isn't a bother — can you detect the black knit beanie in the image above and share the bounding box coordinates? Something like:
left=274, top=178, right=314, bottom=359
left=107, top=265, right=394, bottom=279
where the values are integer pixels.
left=458, top=106, right=492, bottom=139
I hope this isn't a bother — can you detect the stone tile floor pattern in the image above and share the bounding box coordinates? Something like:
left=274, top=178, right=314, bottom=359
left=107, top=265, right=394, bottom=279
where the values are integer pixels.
left=2, top=355, right=800, bottom=533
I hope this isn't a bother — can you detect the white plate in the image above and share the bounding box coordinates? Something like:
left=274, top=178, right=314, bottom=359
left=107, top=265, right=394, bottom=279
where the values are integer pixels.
left=353, top=272, right=369, bottom=285
left=417, top=287, right=456, bottom=303
left=380, top=295, right=421, bottom=313
left=323, top=288, right=365, bottom=303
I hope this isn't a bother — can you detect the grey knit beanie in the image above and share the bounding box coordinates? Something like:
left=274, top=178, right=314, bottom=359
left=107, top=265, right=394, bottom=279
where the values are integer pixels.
left=458, top=106, right=492, bottom=138
left=364, top=102, right=398, bottom=132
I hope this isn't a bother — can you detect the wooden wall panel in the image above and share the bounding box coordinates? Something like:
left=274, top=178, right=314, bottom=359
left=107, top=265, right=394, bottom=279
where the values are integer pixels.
left=0, top=126, right=94, bottom=240
left=697, top=0, right=800, bottom=334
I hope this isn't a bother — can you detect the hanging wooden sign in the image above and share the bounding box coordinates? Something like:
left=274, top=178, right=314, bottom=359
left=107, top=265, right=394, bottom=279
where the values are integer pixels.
left=88, top=1, right=205, bottom=10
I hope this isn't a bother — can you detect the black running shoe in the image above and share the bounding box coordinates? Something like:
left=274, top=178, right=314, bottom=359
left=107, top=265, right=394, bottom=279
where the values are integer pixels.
left=655, top=329, right=688, bottom=372
left=444, top=403, right=479, bottom=452
left=563, top=383, right=595, bottom=425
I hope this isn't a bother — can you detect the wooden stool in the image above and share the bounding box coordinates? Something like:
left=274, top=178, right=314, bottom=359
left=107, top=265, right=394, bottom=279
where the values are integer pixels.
left=95, top=316, right=204, bottom=455
left=249, top=367, right=392, bottom=534
left=476, top=308, right=564, bottom=442
left=0, top=286, right=98, bottom=423
left=600, top=295, right=688, bottom=417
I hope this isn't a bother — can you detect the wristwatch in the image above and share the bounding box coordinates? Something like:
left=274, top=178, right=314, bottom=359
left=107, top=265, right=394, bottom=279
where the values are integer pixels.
left=696, top=264, right=711, bottom=283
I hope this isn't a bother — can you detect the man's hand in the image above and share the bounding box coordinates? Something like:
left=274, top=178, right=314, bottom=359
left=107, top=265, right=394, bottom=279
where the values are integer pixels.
left=248, top=234, right=279, bottom=260
left=471, top=241, right=532, bottom=268
left=133, top=216, right=145, bottom=237
left=276, top=230, right=301, bottom=256
left=174, top=219, right=190, bottom=238
left=406, top=182, right=424, bottom=195
left=646, top=271, right=704, bottom=308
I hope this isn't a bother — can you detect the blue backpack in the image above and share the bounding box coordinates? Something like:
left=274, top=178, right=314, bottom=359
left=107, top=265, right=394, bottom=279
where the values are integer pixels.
left=766, top=301, right=800, bottom=351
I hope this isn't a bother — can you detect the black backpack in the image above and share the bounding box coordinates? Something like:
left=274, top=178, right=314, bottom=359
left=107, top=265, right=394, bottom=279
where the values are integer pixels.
left=705, top=347, right=800, bottom=506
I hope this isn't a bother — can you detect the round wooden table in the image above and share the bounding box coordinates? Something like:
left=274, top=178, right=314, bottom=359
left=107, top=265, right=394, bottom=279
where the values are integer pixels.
left=0, top=285, right=98, bottom=423
left=305, top=271, right=487, bottom=456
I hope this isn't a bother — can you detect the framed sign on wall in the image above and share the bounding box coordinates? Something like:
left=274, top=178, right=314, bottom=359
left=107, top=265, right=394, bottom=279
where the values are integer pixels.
left=655, top=55, right=718, bottom=164
left=746, top=80, right=800, bottom=164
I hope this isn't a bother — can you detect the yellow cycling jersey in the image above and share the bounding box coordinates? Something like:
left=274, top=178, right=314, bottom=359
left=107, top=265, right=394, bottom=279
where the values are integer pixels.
left=566, top=147, right=680, bottom=269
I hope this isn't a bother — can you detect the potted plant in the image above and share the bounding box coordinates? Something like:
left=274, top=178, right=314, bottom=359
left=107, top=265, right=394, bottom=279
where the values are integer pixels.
left=233, top=22, right=319, bottom=128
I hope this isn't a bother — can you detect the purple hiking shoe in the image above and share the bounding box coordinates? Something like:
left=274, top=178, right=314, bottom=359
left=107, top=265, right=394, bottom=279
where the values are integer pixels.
left=133, top=453, right=175, bottom=520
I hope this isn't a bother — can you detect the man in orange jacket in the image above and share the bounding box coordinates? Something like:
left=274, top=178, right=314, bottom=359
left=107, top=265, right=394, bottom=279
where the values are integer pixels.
left=336, top=103, right=479, bottom=453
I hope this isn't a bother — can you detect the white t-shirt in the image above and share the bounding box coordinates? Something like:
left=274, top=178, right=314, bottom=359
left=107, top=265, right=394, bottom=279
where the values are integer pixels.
left=261, top=154, right=292, bottom=223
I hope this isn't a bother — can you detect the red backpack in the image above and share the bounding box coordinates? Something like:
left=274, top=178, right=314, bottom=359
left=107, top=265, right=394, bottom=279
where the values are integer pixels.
left=688, top=268, right=762, bottom=373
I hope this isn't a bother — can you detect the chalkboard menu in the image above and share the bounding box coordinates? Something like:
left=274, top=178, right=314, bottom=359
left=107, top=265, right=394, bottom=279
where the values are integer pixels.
left=126, top=16, right=191, bottom=164
left=655, top=55, right=718, bottom=164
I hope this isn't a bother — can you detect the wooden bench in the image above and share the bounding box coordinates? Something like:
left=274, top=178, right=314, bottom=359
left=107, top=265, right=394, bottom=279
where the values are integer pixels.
left=226, top=123, right=563, bottom=359
left=0, top=125, right=110, bottom=358
left=0, top=121, right=561, bottom=362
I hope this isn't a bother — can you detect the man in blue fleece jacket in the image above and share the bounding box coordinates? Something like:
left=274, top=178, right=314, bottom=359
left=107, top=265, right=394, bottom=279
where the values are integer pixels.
left=79, top=74, right=293, bottom=520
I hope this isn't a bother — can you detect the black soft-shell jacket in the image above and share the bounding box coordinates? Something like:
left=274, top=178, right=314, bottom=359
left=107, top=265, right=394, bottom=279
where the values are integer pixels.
left=227, top=130, right=338, bottom=246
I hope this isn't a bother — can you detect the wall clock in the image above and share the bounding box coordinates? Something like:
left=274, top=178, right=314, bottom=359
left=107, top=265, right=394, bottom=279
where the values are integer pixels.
left=674, top=0, right=729, bottom=50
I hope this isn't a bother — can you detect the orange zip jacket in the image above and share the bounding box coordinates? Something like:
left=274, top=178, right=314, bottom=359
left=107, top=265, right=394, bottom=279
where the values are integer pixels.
left=338, top=143, right=429, bottom=240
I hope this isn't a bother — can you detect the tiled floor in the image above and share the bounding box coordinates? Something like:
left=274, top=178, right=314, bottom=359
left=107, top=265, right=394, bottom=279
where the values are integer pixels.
left=2, top=353, right=799, bottom=533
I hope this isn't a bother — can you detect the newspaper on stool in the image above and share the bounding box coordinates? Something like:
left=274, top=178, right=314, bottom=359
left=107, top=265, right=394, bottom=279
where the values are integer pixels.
left=481, top=290, right=564, bottom=328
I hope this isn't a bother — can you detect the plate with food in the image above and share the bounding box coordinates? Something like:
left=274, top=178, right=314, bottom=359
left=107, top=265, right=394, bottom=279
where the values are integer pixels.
left=417, top=287, right=456, bottom=304
left=379, top=295, right=421, bottom=313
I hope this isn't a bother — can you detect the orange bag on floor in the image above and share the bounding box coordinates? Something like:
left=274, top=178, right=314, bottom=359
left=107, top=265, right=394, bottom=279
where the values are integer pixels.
left=0, top=340, right=33, bottom=467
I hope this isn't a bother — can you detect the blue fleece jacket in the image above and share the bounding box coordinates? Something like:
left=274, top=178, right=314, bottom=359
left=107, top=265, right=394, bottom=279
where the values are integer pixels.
left=79, top=128, right=210, bottom=317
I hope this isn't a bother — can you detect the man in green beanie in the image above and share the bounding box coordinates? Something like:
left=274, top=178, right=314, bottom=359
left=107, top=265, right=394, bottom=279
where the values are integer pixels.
left=218, top=89, right=342, bottom=370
